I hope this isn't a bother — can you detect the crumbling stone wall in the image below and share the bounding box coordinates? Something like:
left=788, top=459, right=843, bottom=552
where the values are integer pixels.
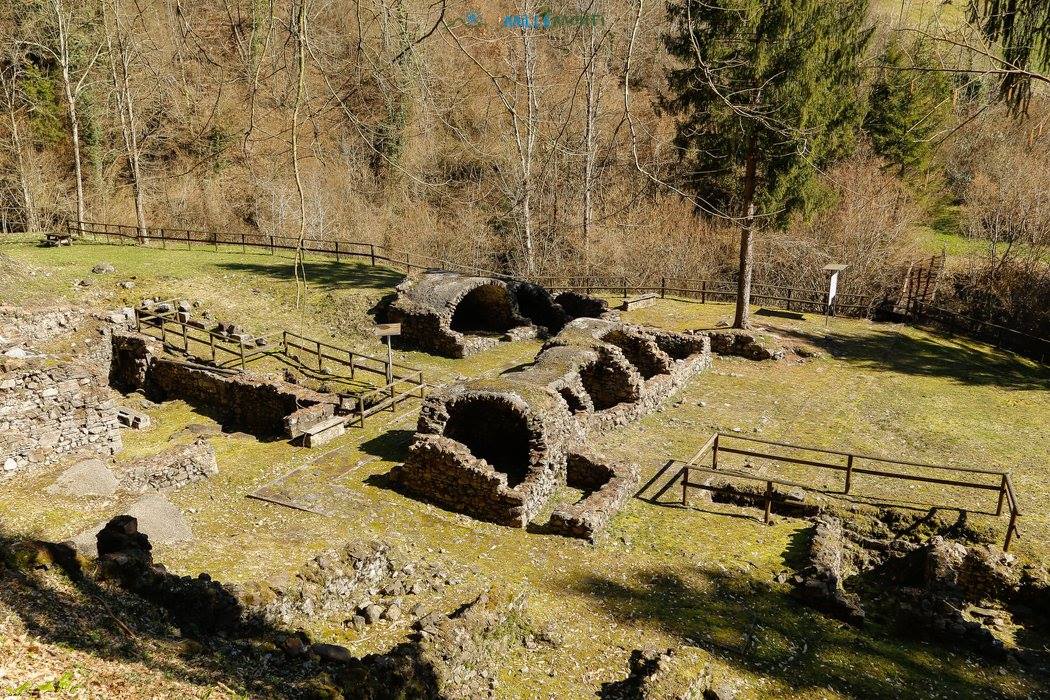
left=706, top=329, right=785, bottom=361
left=548, top=452, right=640, bottom=542
left=393, top=318, right=708, bottom=535
left=1, top=360, right=121, bottom=473
left=793, top=516, right=866, bottom=625
left=110, top=330, right=336, bottom=438
left=387, top=271, right=606, bottom=358
left=118, top=439, right=218, bottom=493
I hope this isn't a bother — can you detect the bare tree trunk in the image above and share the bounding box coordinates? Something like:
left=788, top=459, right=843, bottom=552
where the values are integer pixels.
left=104, top=0, right=147, bottom=242
left=0, top=65, right=38, bottom=232
left=733, top=138, right=759, bottom=329
left=52, top=0, right=87, bottom=227
left=291, top=0, right=309, bottom=314
left=582, top=21, right=599, bottom=274
left=520, top=20, right=538, bottom=275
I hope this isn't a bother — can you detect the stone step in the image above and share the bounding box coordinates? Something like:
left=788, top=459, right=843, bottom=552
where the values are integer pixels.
left=303, top=415, right=347, bottom=447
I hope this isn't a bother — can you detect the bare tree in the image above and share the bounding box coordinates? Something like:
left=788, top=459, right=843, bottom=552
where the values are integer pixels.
left=0, top=54, right=38, bottom=232
left=18, top=0, right=103, bottom=227
left=103, top=0, right=148, bottom=241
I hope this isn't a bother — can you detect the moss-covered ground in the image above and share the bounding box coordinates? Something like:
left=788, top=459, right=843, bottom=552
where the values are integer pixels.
left=1, top=239, right=1047, bottom=698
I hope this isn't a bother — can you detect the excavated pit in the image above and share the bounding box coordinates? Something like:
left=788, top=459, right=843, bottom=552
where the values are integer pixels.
left=392, top=318, right=711, bottom=536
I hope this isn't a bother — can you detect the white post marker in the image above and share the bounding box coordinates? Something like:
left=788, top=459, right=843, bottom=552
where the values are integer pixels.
left=373, top=323, right=402, bottom=384
left=823, top=264, right=847, bottom=327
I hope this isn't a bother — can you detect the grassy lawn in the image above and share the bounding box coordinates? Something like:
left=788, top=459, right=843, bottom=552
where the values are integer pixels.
left=1, top=239, right=1048, bottom=699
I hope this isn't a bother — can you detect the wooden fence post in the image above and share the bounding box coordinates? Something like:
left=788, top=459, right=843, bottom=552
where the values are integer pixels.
left=1004, top=510, right=1017, bottom=552
left=712, top=434, right=719, bottom=470
left=701, top=280, right=707, bottom=304
left=845, top=454, right=854, bottom=494
left=316, top=340, right=323, bottom=371
left=764, top=481, right=773, bottom=524
left=996, top=474, right=1007, bottom=517
left=660, top=277, right=666, bottom=298
left=681, top=467, right=688, bottom=506
left=335, top=241, right=340, bottom=262
left=239, top=338, right=246, bottom=369
left=622, top=277, right=628, bottom=299
left=358, top=396, right=366, bottom=427
left=370, top=244, right=376, bottom=266
left=241, top=232, right=246, bottom=253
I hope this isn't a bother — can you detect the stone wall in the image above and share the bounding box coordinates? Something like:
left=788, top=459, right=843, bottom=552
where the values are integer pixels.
left=119, top=439, right=218, bottom=493
left=1, top=360, right=122, bottom=474
left=110, top=330, right=337, bottom=438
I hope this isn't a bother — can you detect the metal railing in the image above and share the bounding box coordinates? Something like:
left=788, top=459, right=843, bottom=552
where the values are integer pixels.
left=638, top=432, right=1023, bottom=551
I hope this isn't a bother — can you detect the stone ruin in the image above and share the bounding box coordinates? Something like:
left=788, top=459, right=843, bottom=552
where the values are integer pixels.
left=1, top=307, right=123, bottom=474
left=110, top=330, right=340, bottom=441
left=391, top=317, right=711, bottom=539
left=386, top=270, right=608, bottom=358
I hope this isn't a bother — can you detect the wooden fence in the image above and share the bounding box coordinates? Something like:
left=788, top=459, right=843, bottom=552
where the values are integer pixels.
left=638, top=432, right=1022, bottom=552
left=914, top=304, right=1050, bottom=364
left=134, top=303, right=426, bottom=427
left=532, top=275, right=874, bottom=317
left=69, top=219, right=875, bottom=318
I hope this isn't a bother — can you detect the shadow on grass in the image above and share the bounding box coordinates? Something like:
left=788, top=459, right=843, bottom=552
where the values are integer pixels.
left=567, top=565, right=1033, bottom=699
left=216, top=259, right=403, bottom=292
left=791, top=324, right=1050, bottom=390
left=359, top=429, right=415, bottom=462
left=0, top=534, right=317, bottom=698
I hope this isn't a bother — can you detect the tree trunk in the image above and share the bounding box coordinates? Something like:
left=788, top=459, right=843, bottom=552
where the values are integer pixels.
left=733, top=203, right=755, bottom=329
left=54, top=0, right=86, bottom=227
left=733, top=138, right=759, bottom=329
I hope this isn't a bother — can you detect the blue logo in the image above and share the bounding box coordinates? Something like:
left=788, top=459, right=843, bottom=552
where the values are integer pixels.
left=465, top=11, right=481, bottom=26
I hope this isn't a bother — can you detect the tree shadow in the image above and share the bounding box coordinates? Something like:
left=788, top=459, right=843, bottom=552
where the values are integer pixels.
left=0, top=533, right=319, bottom=698
left=216, top=259, right=404, bottom=292
left=566, top=565, right=1038, bottom=699
left=790, top=325, right=1050, bottom=390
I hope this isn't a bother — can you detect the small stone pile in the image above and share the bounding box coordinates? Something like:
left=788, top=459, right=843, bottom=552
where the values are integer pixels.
left=245, top=540, right=463, bottom=630
left=791, top=516, right=865, bottom=625
left=94, top=516, right=243, bottom=633
left=789, top=511, right=1050, bottom=659
left=599, top=646, right=742, bottom=700
left=118, top=439, right=218, bottom=493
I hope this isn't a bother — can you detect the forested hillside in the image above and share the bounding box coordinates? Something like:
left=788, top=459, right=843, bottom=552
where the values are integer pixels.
left=0, top=0, right=1047, bottom=323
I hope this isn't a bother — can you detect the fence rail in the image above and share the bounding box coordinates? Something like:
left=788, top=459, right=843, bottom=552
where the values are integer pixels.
left=639, top=432, right=1022, bottom=552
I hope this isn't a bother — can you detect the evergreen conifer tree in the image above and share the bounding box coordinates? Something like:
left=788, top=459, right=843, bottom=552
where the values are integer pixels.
left=664, top=0, right=871, bottom=328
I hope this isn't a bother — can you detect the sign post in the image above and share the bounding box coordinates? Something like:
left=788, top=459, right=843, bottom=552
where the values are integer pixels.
left=373, top=323, right=402, bottom=384
left=823, top=264, right=847, bottom=328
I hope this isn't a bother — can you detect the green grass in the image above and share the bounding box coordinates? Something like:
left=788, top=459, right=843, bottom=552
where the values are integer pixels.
left=1, top=240, right=1048, bottom=699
